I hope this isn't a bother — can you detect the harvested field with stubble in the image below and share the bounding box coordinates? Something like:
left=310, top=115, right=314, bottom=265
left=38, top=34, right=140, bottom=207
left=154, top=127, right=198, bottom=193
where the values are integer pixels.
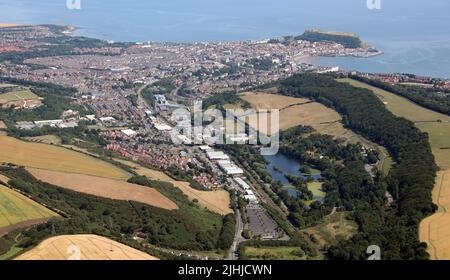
left=15, top=234, right=158, bottom=260
left=116, top=159, right=233, bottom=215
left=0, top=135, right=130, bottom=180
left=239, top=92, right=348, bottom=135
left=27, top=168, right=178, bottom=210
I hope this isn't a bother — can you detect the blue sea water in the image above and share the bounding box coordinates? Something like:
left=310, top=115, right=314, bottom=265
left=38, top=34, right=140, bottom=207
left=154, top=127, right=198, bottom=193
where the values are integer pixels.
left=0, top=0, right=449, bottom=77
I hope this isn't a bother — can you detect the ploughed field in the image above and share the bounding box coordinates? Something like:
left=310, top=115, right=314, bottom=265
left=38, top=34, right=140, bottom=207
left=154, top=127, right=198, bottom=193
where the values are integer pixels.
left=15, top=234, right=158, bottom=260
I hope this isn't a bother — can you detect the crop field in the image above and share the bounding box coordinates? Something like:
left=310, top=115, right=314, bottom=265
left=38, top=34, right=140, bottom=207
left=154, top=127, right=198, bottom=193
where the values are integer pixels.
left=0, top=136, right=130, bottom=180
left=115, top=159, right=232, bottom=215
left=15, top=234, right=158, bottom=260
left=243, top=246, right=322, bottom=260
left=305, top=212, right=358, bottom=247
left=24, top=135, right=62, bottom=145
left=28, top=168, right=178, bottom=210
left=339, top=78, right=450, bottom=259
left=0, top=184, right=58, bottom=236
left=419, top=171, right=450, bottom=260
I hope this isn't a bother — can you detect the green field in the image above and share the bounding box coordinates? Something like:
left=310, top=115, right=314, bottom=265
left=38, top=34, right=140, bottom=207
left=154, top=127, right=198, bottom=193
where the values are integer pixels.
left=0, top=135, right=131, bottom=180
left=0, top=246, right=23, bottom=260
left=305, top=212, right=358, bottom=247
left=308, top=182, right=325, bottom=201
left=0, top=89, right=39, bottom=103
left=243, top=246, right=322, bottom=260
left=0, top=184, right=58, bottom=230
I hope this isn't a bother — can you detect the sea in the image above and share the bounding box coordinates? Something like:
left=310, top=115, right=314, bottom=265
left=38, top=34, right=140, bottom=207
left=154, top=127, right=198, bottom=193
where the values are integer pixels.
left=1, top=0, right=450, bottom=78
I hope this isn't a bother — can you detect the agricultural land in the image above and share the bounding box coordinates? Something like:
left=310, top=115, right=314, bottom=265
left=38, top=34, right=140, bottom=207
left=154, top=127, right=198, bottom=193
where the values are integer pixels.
left=27, top=168, right=178, bottom=210
left=0, top=184, right=58, bottom=237
left=0, top=135, right=130, bottom=180
left=116, top=159, right=232, bottom=215
left=15, top=234, right=158, bottom=260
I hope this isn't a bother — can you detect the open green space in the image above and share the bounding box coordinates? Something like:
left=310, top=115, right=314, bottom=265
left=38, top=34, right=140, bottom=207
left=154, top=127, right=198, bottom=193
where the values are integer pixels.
left=305, top=212, right=358, bottom=247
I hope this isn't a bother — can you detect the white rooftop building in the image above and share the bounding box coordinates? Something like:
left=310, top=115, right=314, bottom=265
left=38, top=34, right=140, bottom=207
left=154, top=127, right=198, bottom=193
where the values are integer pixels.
left=34, top=119, right=63, bottom=128
left=99, top=116, right=116, bottom=122
left=85, top=115, right=96, bottom=121
left=121, top=129, right=137, bottom=137
left=206, top=151, right=229, bottom=160
left=244, top=194, right=258, bottom=203
left=234, top=177, right=251, bottom=191
left=217, top=160, right=244, bottom=175
left=154, top=123, right=173, bottom=131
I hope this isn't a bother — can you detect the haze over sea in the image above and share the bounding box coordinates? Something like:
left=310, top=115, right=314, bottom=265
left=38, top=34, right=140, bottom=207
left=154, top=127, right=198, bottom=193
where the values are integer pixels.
left=1, top=0, right=450, bottom=78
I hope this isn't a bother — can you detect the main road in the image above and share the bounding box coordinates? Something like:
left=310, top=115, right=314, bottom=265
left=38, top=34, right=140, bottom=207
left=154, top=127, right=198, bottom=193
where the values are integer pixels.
left=228, top=208, right=245, bottom=260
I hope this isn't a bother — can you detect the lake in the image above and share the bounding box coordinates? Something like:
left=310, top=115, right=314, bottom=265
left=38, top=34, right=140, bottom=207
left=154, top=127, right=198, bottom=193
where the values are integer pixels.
left=1, top=0, right=450, bottom=77
left=263, top=153, right=323, bottom=201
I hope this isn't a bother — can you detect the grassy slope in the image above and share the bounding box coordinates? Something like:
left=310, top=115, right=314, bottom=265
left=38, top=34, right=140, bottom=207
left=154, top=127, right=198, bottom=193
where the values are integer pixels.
left=305, top=212, right=358, bottom=247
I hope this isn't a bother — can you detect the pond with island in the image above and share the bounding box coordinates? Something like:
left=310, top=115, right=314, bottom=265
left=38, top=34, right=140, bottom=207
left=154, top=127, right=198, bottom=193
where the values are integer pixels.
left=263, top=153, right=325, bottom=203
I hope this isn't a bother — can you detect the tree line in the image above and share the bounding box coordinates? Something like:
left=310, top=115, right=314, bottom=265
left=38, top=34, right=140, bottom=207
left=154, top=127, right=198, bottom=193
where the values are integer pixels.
left=275, top=73, right=436, bottom=259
